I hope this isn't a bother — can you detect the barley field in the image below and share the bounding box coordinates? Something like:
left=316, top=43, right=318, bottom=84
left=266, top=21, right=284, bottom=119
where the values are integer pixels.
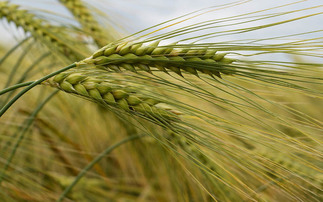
left=0, top=0, right=322, bottom=201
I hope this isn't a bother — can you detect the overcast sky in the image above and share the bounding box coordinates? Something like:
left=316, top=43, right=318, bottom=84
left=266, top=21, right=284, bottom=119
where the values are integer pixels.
left=0, top=0, right=322, bottom=44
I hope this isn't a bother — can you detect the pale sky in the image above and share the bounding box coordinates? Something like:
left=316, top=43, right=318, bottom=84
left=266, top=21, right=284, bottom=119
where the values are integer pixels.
left=0, top=0, right=322, bottom=45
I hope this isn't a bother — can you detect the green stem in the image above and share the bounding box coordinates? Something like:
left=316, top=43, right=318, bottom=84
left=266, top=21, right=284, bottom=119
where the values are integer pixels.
left=0, top=90, right=58, bottom=183
left=0, top=81, right=35, bottom=96
left=57, top=134, right=144, bottom=202
left=0, top=52, right=51, bottom=108
left=0, top=63, right=76, bottom=117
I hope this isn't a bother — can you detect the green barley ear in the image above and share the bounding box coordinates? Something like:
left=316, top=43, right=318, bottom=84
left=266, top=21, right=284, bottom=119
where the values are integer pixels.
left=0, top=1, right=84, bottom=60
left=45, top=67, right=180, bottom=122
left=77, top=41, right=236, bottom=78
left=58, top=0, right=116, bottom=47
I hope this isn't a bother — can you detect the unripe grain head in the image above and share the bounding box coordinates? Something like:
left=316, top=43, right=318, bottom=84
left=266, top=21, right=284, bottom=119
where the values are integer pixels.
left=77, top=41, right=236, bottom=78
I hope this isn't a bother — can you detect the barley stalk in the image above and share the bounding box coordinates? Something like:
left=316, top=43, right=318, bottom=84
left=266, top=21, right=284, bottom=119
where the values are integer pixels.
left=78, top=41, right=236, bottom=78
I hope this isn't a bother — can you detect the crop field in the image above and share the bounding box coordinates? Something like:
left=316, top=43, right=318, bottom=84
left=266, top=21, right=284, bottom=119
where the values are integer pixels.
left=0, top=0, right=322, bottom=201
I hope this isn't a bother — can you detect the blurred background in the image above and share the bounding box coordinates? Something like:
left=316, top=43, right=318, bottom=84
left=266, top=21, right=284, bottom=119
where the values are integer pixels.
left=1, top=0, right=322, bottom=43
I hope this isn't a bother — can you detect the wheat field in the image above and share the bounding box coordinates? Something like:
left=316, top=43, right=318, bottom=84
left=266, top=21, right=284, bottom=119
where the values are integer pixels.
left=0, top=0, right=322, bottom=201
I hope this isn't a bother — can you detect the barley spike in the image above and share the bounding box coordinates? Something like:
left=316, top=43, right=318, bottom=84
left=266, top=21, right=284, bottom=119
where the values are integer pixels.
left=58, top=0, right=114, bottom=47
left=0, top=1, right=82, bottom=60
left=45, top=68, right=179, bottom=121
left=77, top=42, right=236, bottom=78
